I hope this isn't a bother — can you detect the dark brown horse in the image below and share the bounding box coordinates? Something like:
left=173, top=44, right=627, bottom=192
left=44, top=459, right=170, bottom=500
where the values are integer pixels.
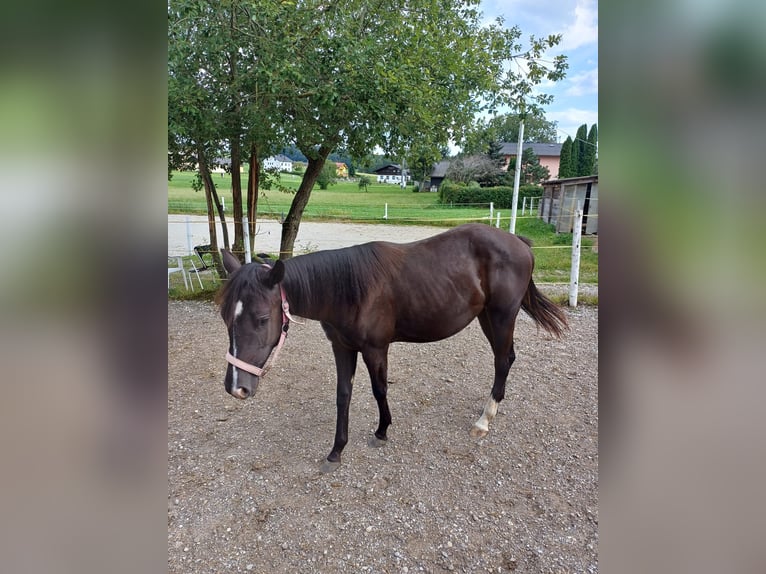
left=216, top=223, right=567, bottom=472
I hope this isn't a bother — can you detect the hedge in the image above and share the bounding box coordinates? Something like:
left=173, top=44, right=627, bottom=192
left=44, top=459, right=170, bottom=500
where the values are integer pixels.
left=439, top=180, right=543, bottom=209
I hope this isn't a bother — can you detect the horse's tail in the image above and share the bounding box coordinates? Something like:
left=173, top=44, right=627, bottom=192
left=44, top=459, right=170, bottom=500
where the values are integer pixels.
left=521, top=278, right=568, bottom=338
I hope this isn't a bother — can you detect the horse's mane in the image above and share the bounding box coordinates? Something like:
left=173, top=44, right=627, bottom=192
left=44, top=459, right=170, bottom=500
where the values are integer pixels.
left=283, top=242, right=403, bottom=313
left=215, top=242, right=403, bottom=321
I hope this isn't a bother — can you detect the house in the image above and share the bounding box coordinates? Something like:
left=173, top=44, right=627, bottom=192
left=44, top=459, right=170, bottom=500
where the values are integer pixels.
left=499, top=142, right=562, bottom=180
left=539, top=175, right=598, bottom=234
left=335, top=162, right=349, bottom=178
left=374, top=164, right=409, bottom=185
left=262, top=154, right=294, bottom=172
left=428, top=160, right=451, bottom=191
left=206, top=157, right=244, bottom=174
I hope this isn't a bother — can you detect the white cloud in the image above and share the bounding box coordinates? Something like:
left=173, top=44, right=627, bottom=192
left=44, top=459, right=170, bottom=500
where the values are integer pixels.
left=560, top=0, right=598, bottom=51
left=548, top=108, right=598, bottom=140
left=566, top=68, right=598, bottom=96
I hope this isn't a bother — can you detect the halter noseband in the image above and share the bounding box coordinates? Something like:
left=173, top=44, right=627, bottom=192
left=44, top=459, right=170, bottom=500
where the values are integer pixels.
left=225, top=264, right=301, bottom=379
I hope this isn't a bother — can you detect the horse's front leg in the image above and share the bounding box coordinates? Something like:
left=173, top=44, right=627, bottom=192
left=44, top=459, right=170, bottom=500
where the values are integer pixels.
left=362, top=346, right=391, bottom=448
left=321, top=343, right=358, bottom=473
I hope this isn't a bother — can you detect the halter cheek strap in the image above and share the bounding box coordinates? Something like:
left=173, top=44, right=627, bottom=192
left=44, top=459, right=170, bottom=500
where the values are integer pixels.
left=226, top=280, right=302, bottom=379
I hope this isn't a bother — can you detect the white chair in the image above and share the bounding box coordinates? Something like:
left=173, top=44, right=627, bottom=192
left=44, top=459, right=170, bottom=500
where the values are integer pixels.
left=187, top=257, right=204, bottom=290
left=168, top=256, right=189, bottom=290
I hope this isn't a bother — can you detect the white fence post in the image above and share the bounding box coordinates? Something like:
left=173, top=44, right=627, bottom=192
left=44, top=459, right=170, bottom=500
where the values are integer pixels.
left=569, top=202, right=583, bottom=307
left=496, top=212, right=501, bottom=228
left=243, top=216, right=252, bottom=264
left=489, top=202, right=494, bottom=221
left=384, top=203, right=388, bottom=220
left=522, top=196, right=527, bottom=216
left=185, top=216, right=193, bottom=255
left=222, top=197, right=226, bottom=212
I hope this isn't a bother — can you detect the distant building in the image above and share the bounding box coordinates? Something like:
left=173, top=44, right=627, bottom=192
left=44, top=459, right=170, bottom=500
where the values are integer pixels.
left=499, top=142, right=562, bottom=180
left=428, top=160, right=451, bottom=191
left=374, top=164, right=409, bottom=185
left=335, top=162, right=349, bottom=178
left=539, top=175, right=598, bottom=234
left=262, top=154, right=294, bottom=172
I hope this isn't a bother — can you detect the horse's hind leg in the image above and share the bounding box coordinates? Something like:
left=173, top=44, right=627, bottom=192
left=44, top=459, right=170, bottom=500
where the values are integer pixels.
left=470, top=308, right=519, bottom=438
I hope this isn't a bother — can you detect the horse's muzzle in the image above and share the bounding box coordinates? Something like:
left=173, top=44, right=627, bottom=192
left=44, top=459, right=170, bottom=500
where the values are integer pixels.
left=231, top=386, right=251, bottom=399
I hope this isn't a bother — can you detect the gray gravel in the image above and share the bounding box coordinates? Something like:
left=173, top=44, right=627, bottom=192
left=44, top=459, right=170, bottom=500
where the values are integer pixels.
left=168, top=299, right=598, bottom=573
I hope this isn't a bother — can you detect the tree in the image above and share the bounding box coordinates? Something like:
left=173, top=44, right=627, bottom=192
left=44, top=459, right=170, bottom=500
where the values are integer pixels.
left=464, top=112, right=559, bottom=155
left=506, top=148, right=550, bottom=184
left=316, top=162, right=337, bottom=190
left=558, top=136, right=574, bottom=178
left=358, top=175, right=371, bottom=192
left=168, top=0, right=289, bottom=263
left=574, top=124, right=589, bottom=176
left=445, top=154, right=506, bottom=187
left=585, top=124, right=598, bottom=175
left=169, top=1, right=567, bottom=259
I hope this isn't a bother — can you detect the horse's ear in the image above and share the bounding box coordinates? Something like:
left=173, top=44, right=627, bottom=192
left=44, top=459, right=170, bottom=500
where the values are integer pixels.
left=265, top=259, right=285, bottom=287
left=221, top=249, right=241, bottom=273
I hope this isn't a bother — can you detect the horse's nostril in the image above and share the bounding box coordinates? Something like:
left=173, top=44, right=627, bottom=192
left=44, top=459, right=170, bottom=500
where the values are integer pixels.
left=232, top=387, right=250, bottom=399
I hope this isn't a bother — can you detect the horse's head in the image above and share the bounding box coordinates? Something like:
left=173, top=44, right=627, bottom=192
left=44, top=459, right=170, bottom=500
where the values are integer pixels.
left=218, top=250, right=286, bottom=400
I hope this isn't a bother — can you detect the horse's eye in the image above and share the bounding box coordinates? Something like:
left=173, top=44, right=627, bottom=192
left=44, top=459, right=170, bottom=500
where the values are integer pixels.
left=256, top=316, right=269, bottom=327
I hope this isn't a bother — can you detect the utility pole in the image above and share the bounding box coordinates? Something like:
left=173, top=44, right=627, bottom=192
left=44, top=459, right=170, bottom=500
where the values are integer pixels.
left=509, top=116, right=525, bottom=234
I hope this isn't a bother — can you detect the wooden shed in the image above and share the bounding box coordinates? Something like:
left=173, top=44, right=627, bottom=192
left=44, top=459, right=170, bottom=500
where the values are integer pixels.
left=539, top=175, right=598, bottom=234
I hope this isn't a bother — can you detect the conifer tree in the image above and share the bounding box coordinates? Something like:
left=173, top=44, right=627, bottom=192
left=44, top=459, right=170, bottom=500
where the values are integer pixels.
left=559, top=136, right=573, bottom=178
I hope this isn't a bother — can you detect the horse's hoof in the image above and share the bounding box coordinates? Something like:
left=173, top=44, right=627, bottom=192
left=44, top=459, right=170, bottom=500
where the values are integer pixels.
left=368, top=435, right=387, bottom=448
left=320, top=460, right=341, bottom=474
left=469, top=426, right=489, bottom=439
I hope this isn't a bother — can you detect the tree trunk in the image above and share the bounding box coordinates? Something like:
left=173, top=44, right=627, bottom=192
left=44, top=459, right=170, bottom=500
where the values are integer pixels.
left=197, top=149, right=226, bottom=278
left=230, top=138, right=244, bottom=261
left=279, top=146, right=331, bottom=259
left=246, top=142, right=260, bottom=255
left=203, top=161, right=229, bottom=251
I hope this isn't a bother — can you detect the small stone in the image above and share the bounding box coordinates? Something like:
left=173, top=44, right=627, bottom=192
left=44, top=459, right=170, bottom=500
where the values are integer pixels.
left=246, top=565, right=253, bottom=570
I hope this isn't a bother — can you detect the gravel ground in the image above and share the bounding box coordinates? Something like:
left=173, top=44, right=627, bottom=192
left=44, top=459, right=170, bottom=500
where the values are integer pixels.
left=168, top=299, right=598, bottom=573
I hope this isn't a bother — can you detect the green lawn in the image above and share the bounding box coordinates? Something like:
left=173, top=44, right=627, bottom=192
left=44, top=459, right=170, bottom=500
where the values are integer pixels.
left=168, top=170, right=597, bottom=289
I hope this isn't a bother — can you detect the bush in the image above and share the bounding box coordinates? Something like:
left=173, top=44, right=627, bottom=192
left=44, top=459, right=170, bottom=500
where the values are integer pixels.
left=439, top=181, right=543, bottom=208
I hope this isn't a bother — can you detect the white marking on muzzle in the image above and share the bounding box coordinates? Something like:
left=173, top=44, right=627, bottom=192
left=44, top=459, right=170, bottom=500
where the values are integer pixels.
left=231, top=300, right=243, bottom=389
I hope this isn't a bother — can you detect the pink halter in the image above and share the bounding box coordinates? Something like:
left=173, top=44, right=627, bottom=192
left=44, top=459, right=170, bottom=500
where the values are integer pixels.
left=226, top=268, right=301, bottom=378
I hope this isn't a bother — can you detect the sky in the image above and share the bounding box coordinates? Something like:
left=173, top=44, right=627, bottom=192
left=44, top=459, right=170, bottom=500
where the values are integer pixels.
left=478, top=0, right=598, bottom=143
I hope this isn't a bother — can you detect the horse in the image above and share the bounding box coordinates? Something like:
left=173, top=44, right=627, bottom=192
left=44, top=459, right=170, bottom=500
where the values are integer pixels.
left=216, top=223, right=567, bottom=473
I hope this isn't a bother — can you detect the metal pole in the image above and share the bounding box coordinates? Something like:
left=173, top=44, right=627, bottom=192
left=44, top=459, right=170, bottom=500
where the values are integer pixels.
left=568, top=202, right=583, bottom=307
left=510, top=118, right=525, bottom=233
left=185, top=216, right=193, bottom=255
left=243, top=216, right=252, bottom=264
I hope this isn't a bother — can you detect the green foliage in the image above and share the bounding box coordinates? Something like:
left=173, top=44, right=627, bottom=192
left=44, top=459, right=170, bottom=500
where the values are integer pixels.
left=445, top=154, right=506, bottom=187
left=316, top=162, right=338, bottom=190
left=558, top=136, right=573, bottom=178
left=169, top=0, right=568, bottom=255
left=574, top=124, right=588, bottom=176
left=439, top=181, right=542, bottom=208
left=358, top=175, right=371, bottom=192
left=585, top=124, right=598, bottom=175
left=464, top=112, right=559, bottom=154
left=506, top=148, right=550, bottom=184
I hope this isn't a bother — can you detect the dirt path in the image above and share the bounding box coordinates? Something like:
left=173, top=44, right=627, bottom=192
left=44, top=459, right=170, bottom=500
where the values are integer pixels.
left=168, top=301, right=598, bottom=573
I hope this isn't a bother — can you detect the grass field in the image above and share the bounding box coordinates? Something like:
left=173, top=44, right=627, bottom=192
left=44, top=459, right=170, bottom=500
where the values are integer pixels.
left=168, top=170, right=597, bottom=295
